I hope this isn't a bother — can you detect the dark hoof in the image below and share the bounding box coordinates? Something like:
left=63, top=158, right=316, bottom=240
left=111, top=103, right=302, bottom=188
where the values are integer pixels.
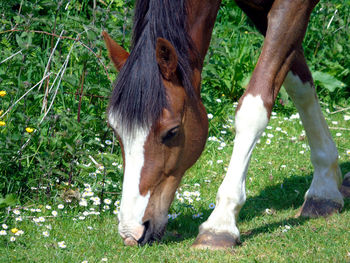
left=340, top=173, right=350, bottom=198
left=296, top=197, right=342, bottom=218
left=191, top=230, right=240, bottom=250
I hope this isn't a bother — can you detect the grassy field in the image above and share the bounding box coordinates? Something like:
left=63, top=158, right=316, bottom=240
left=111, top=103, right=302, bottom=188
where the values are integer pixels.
left=0, top=0, right=349, bottom=262
left=1, top=103, right=349, bottom=262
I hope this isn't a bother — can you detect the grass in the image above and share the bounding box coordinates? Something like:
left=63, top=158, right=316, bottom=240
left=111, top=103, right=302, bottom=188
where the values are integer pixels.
left=1, top=104, right=349, bottom=263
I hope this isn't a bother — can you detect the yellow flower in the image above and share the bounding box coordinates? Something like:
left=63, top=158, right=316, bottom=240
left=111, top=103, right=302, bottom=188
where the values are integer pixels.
left=0, top=121, right=5, bottom=126
left=0, top=110, right=3, bottom=115
left=0, top=91, right=6, bottom=97
left=11, top=228, right=19, bottom=234
left=25, top=127, right=34, bottom=133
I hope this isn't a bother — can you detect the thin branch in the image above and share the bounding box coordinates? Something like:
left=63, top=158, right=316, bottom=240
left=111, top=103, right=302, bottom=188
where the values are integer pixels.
left=0, top=72, right=52, bottom=120
left=0, top=29, right=111, bottom=81
left=0, top=50, right=23, bottom=65
left=329, top=127, right=350, bottom=131
left=329, top=106, right=350, bottom=115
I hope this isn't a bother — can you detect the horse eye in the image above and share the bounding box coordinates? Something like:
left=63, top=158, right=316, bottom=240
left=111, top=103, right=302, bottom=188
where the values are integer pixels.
left=162, top=126, right=180, bottom=143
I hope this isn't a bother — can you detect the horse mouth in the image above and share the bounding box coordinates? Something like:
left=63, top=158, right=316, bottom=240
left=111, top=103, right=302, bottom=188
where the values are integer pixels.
left=137, top=220, right=166, bottom=246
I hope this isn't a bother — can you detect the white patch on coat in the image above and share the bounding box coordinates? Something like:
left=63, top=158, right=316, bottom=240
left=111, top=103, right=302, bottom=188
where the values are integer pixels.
left=284, top=71, right=343, bottom=205
left=108, top=112, right=151, bottom=241
left=199, top=94, right=268, bottom=238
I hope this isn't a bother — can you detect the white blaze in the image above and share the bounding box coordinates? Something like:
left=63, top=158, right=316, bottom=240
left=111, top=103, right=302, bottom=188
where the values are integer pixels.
left=109, top=112, right=151, bottom=240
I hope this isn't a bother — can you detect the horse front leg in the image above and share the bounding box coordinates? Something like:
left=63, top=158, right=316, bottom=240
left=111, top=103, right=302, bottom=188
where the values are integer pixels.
left=192, top=0, right=320, bottom=250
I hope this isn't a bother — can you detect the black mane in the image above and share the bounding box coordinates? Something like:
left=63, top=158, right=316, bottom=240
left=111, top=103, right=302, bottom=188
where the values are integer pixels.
left=109, top=0, right=197, bottom=132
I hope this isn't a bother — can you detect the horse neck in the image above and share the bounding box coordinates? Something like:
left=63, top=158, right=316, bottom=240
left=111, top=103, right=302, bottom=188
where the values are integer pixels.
left=187, top=0, right=221, bottom=70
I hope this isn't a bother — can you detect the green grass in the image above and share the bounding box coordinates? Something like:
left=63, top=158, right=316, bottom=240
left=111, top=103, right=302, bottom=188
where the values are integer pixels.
left=1, top=105, right=349, bottom=263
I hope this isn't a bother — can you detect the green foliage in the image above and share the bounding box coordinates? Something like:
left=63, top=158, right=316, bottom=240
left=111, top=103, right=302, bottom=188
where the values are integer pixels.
left=0, top=0, right=349, bottom=205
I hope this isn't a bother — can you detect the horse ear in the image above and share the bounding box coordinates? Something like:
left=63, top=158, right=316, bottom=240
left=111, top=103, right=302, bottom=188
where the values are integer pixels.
left=156, top=38, right=178, bottom=80
left=102, top=31, right=129, bottom=71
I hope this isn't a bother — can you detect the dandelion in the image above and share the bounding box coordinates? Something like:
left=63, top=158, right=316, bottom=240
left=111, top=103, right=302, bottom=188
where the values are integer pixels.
left=58, top=204, right=64, bottom=209
left=0, top=230, right=6, bottom=236
left=10, top=237, right=16, bottom=242
left=0, top=90, right=7, bottom=97
left=0, top=121, right=5, bottom=126
left=11, top=228, right=19, bottom=234
left=52, top=211, right=58, bottom=217
left=209, top=203, right=215, bottom=209
left=2, top=224, right=8, bottom=229
left=58, top=241, right=67, bottom=248
left=25, top=127, right=34, bottom=133
left=43, top=231, right=49, bottom=237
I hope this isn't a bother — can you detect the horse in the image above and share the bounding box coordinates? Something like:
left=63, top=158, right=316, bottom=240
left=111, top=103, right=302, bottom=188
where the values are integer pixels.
left=102, top=0, right=350, bottom=249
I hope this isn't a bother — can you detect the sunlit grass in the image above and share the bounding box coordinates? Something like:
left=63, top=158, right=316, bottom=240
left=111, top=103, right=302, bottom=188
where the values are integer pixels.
left=1, top=105, right=349, bottom=262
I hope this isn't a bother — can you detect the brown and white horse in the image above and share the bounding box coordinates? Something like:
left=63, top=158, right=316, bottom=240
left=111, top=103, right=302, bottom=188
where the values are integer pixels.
left=103, top=0, right=349, bottom=249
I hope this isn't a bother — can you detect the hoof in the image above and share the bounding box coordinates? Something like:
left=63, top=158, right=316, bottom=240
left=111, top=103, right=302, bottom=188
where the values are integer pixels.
left=191, top=230, right=240, bottom=250
left=296, top=197, right=342, bottom=218
left=340, top=173, right=350, bottom=198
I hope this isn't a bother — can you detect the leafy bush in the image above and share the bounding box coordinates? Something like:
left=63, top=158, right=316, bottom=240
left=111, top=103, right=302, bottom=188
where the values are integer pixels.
left=0, top=0, right=349, bottom=205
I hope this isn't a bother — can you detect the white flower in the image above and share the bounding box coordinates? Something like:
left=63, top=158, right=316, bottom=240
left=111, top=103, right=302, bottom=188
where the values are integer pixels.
left=336, top=133, right=342, bottom=137
left=267, top=134, right=274, bottom=138
left=207, top=113, right=213, bottom=119
left=0, top=230, right=6, bottom=235
left=103, top=205, right=110, bottom=210
left=58, top=241, right=66, bottom=248
left=346, top=150, right=350, bottom=156
left=217, top=160, right=223, bottom=164
left=13, top=209, right=20, bottom=215
left=52, top=211, right=58, bottom=217
left=45, top=205, right=52, bottom=210
left=266, top=139, right=271, bottom=145
left=105, top=140, right=112, bottom=145
left=266, top=126, right=272, bottom=130
left=79, top=199, right=88, bottom=207
left=95, top=137, right=101, bottom=142
left=15, top=217, right=22, bottom=222
left=101, top=258, right=108, bottom=262
left=104, top=199, right=112, bottom=205
left=58, top=204, right=64, bottom=209
left=38, top=217, right=45, bottom=222
left=332, top=121, right=338, bottom=125
left=79, top=216, right=85, bottom=220
left=10, top=237, right=16, bottom=242
left=299, top=151, right=305, bottom=154
left=43, top=231, right=50, bottom=237
left=2, top=224, right=8, bottom=229
left=82, top=261, right=88, bottom=263
left=112, top=162, right=118, bottom=166
left=15, top=230, right=24, bottom=236
left=216, top=99, right=221, bottom=103
left=344, top=115, right=350, bottom=121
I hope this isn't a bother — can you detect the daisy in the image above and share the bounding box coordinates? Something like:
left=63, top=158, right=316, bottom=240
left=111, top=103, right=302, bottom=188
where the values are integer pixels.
left=43, top=231, right=50, bottom=237
left=0, top=230, right=6, bottom=235
left=52, top=211, right=58, bottom=217
left=209, top=203, right=216, bottom=209
left=2, top=224, right=8, bottom=229
left=58, top=241, right=66, bottom=248
left=58, top=204, right=64, bottom=209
